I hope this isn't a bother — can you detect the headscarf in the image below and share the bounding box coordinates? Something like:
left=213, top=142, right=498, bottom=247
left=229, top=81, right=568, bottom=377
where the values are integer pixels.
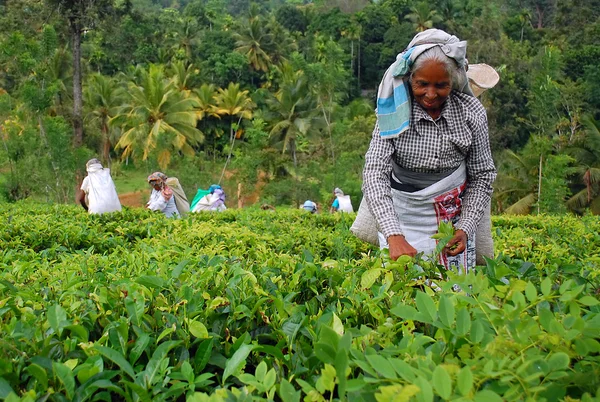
left=86, top=158, right=103, bottom=173
left=376, top=29, right=473, bottom=139
left=148, top=172, right=173, bottom=201
left=303, top=200, right=317, bottom=213
left=208, top=184, right=222, bottom=193
left=334, top=188, right=344, bottom=196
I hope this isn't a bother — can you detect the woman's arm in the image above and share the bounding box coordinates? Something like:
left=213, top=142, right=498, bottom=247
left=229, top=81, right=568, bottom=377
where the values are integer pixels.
left=362, top=122, right=404, bottom=240
left=147, top=190, right=168, bottom=211
left=456, top=106, right=496, bottom=237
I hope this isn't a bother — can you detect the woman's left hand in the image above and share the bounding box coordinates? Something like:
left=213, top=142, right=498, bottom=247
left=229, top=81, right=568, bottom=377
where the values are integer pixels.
left=444, top=229, right=467, bottom=256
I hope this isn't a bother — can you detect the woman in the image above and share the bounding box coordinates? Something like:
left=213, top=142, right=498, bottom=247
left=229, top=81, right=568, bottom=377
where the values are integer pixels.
left=147, top=172, right=180, bottom=218
left=330, top=188, right=354, bottom=213
left=362, top=29, right=496, bottom=271
left=191, top=184, right=227, bottom=212
left=78, top=158, right=122, bottom=214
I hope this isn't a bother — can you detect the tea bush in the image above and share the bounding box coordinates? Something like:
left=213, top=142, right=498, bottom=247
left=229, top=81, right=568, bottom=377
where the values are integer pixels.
left=0, top=203, right=598, bottom=401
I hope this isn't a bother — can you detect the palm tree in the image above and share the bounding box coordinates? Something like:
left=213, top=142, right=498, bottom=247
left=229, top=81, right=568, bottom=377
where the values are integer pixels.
left=518, top=9, right=533, bottom=42
left=267, top=69, right=320, bottom=174
left=213, top=82, right=255, bottom=182
left=341, top=21, right=362, bottom=84
left=46, top=47, right=72, bottom=117
left=405, top=2, right=442, bottom=32
left=233, top=17, right=274, bottom=73
left=264, top=15, right=297, bottom=66
left=267, top=70, right=322, bottom=205
left=111, top=64, right=203, bottom=170
left=171, top=18, right=201, bottom=62
left=494, top=149, right=538, bottom=215
left=169, top=61, right=196, bottom=95
left=194, top=83, right=219, bottom=121
left=566, top=116, right=600, bottom=213
left=193, top=83, right=221, bottom=161
left=84, top=73, right=124, bottom=165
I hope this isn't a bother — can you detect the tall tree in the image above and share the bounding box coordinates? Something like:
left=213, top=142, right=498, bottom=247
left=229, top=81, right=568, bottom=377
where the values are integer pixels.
left=566, top=116, right=600, bottom=214
left=111, top=64, right=203, bottom=170
left=47, top=0, right=114, bottom=147
left=405, top=2, right=442, bottom=32
left=267, top=69, right=320, bottom=178
left=193, top=83, right=221, bottom=161
left=84, top=73, right=123, bottom=164
left=213, top=82, right=254, bottom=182
left=233, top=17, right=274, bottom=73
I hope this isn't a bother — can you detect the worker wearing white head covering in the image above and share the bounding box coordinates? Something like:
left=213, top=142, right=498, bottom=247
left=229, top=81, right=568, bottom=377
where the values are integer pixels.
left=331, top=188, right=354, bottom=213
left=78, top=158, right=122, bottom=214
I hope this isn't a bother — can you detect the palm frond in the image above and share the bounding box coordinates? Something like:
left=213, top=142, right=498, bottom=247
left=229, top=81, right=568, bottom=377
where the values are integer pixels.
left=504, top=193, right=536, bottom=215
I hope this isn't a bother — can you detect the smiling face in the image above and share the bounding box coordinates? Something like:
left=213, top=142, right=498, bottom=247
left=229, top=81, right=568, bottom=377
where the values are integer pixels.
left=410, top=60, right=452, bottom=120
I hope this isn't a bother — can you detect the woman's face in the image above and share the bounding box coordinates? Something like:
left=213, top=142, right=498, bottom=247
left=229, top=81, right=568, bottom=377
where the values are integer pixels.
left=410, top=60, right=452, bottom=118
left=150, top=181, right=161, bottom=191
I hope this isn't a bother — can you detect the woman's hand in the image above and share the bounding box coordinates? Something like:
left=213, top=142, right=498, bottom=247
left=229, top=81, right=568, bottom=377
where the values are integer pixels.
left=444, top=229, right=467, bottom=256
left=388, top=235, right=417, bottom=260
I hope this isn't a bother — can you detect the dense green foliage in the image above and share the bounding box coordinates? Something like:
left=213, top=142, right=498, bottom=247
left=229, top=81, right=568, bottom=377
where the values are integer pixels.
left=1, top=0, right=600, bottom=211
left=0, top=204, right=599, bottom=401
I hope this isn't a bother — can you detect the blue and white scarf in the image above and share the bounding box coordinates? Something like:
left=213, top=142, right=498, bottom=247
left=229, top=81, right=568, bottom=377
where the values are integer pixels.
left=376, top=29, right=473, bottom=139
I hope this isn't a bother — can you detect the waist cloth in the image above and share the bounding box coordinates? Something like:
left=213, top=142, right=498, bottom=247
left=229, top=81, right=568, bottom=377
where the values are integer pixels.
left=379, top=160, right=476, bottom=272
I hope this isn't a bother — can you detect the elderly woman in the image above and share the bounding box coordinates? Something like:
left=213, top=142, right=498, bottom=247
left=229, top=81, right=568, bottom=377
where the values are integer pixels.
left=147, top=172, right=180, bottom=218
left=363, top=29, right=496, bottom=271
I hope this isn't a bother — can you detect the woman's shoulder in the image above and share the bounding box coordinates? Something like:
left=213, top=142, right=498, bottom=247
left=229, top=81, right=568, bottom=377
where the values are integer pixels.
left=451, top=91, right=487, bottom=124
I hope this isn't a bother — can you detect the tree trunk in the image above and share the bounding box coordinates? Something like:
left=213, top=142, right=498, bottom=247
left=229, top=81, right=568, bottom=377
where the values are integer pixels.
left=321, top=101, right=335, bottom=164
left=237, top=182, right=243, bottom=209
left=537, top=154, right=543, bottom=214
left=292, top=138, right=298, bottom=207
left=71, top=18, right=84, bottom=147
left=357, top=34, right=361, bottom=92
left=350, top=40, right=354, bottom=74
left=219, top=117, right=240, bottom=184
left=535, top=5, right=544, bottom=29
left=102, top=118, right=111, bottom=166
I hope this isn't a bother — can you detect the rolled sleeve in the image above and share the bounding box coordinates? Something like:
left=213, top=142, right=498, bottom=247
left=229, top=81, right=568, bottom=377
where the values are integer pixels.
left=362, top=122, right=404, bottom=239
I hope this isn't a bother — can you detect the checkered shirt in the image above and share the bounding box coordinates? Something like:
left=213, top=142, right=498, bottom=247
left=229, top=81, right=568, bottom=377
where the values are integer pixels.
left=362, top=91, right=496, bottom=239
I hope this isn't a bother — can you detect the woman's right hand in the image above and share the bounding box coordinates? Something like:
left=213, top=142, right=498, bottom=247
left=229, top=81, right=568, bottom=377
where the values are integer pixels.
left=387, top=235, right=417, bottom=260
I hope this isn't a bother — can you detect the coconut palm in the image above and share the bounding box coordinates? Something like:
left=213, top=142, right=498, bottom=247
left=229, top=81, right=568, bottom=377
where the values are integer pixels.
left=566, top=115, right=600, bottom=213
left=194, top=83, right=220, bottom=120
left=341, top=21, right=362, bottom=82
left=233, top=17, right=274, bottom=73
left=405, top=2, right=442, bottom=32
left=267, top=68, right=320, bottom=173
left=494, top=136, right=567, bottom=215
left=111, top=64, right=203, bottom=170
left=46, top=47, right=72, bottom=117
left=171, top=18, right=201, bottom=62
left=213, top=82, right=255, bottom=182
left=494, top=149, right=538, bottom=215
left=193, top=83, right=221, bottom=160
left=169, top=61, right=196, bottom=94
left=264, top=15, right=297, bottom=66
left=267, top=68, right=323, bottom=205
left=84, top=73, right=124, bottom=164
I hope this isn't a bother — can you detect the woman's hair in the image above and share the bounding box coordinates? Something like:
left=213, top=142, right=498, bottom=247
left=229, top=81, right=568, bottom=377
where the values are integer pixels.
left=410, top=46, right=467, bottom=91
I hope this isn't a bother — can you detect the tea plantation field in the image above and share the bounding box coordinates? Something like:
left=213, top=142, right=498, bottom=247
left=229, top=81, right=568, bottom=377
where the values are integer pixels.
left=0, top=203, right=599, bottom=401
